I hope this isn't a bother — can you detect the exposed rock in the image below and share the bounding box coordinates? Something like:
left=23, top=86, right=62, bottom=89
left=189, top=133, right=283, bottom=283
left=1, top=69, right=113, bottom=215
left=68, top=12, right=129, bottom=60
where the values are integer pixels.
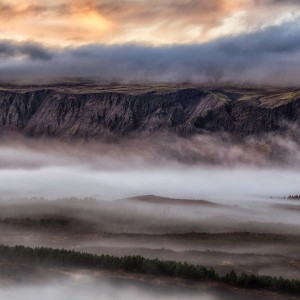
left=0, top=83, right=299, bottom=140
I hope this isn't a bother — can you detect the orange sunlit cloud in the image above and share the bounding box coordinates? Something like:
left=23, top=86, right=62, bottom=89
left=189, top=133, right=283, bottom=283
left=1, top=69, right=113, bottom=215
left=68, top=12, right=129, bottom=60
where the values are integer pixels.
left=0, top=0, right=299, bottom=46
left=1, top=0, right=300, bottom=85
left=0, top=0, right=113, bottom=46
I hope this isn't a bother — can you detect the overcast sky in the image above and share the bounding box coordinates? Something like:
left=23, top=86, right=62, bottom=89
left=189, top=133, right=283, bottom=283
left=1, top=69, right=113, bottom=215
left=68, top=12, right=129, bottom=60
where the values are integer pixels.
left=1, top=0, right=300, bottom=83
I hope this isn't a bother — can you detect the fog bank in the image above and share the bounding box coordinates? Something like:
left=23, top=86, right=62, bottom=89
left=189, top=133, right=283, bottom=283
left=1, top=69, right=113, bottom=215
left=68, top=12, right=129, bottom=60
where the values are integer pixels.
left=0, top=273, right=279, bottom=300
left=0, top=134, right=299, bottom=200
left=0, top=165, right=299, bottom=201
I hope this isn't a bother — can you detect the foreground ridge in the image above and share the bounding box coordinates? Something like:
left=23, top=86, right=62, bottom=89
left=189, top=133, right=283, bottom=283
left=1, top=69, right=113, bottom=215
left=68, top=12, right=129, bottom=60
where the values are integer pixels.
left=1, top=244, right=299, bottom=294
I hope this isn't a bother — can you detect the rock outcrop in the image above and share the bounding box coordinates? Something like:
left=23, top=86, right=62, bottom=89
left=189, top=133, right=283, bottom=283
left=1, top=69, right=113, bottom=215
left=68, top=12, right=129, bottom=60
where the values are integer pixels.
left=0, top=84, right=299, bottom=140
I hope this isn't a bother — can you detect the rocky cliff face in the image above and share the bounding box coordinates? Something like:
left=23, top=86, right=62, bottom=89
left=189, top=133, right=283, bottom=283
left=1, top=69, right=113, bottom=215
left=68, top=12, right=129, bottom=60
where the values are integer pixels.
left=0, top=84, right=299, bottom=140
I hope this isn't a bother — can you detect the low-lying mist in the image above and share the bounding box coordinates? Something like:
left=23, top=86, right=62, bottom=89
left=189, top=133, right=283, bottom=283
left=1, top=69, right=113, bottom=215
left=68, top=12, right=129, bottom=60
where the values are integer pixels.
left=0, top=282, right=208, bottom=300
left=1, top=129, right=300, bottom=169
left=0, top=132, right=299, bottom=201
left=0, top=132, right=299, bottom=294
left=0, top=133, right=298, bottom=235
left=1, top=164, right=300, bottom=200
left=0, top=272, right=279, bottom=300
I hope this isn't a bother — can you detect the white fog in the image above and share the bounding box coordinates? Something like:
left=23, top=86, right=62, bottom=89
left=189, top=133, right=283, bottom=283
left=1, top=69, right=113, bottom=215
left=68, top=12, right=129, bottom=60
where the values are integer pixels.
left=0, top=138, right=299, bottom=201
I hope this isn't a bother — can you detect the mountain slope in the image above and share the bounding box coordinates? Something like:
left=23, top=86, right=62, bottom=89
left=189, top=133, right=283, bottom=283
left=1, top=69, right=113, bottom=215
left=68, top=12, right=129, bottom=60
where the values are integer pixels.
left=0, top=83, right=299, bottom=139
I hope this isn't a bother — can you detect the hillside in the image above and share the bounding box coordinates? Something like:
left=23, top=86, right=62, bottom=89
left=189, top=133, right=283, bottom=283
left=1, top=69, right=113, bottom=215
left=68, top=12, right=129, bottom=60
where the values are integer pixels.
left=0, top=83, right=299, bottom=139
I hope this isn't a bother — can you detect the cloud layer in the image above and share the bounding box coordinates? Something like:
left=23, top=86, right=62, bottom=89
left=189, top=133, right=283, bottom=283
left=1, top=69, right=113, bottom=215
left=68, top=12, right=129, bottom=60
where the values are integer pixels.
left=0, top=0, right=299, bottom=46
left=1, top=20, right=300, bottom=84
left=1, top=1, right=300, bottom=84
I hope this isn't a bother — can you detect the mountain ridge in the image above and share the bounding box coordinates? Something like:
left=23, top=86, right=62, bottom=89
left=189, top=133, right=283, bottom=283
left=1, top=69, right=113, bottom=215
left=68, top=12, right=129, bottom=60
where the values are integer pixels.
left=0, top=84, right=299, bottom=140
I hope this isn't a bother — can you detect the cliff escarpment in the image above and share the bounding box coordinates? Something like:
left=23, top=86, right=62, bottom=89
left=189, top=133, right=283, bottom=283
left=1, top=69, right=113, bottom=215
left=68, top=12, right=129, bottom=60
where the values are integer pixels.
left=0, top=84, right=299, bottom=139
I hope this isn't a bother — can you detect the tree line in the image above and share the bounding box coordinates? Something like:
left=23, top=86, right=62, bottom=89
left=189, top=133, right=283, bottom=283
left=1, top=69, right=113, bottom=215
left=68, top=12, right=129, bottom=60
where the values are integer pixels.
left=0, top=244, right=299, bottom=295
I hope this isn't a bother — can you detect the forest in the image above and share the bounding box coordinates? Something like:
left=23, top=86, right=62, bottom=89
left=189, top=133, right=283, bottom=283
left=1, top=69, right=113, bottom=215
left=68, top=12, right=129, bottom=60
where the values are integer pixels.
left=1, top=244, right=299, bottom=295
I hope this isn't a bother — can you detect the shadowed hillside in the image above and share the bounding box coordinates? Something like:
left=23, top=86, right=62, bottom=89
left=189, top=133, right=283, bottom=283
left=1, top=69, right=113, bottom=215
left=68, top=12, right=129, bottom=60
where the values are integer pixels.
left=0, top=83, right=299, bottom=140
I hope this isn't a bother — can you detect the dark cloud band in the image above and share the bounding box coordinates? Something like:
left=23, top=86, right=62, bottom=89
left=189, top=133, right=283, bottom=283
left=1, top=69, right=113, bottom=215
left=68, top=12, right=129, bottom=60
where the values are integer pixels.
left=0, top=41, right=53, bottom=60
left=1, top=20, right=300, bottom=85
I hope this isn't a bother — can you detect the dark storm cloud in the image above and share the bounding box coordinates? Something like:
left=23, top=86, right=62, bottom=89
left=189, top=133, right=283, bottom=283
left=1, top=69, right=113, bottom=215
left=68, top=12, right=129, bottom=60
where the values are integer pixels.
left=1, top=20, right=300, bottom=84
left=0, top=41, right=53, bottom=60
left=266, top=0, right=300, bottom=4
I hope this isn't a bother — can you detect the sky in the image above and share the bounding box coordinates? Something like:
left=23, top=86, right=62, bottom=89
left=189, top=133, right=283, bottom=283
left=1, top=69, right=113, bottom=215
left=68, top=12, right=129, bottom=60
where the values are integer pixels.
left=1, top=0, right=300, bottom=83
